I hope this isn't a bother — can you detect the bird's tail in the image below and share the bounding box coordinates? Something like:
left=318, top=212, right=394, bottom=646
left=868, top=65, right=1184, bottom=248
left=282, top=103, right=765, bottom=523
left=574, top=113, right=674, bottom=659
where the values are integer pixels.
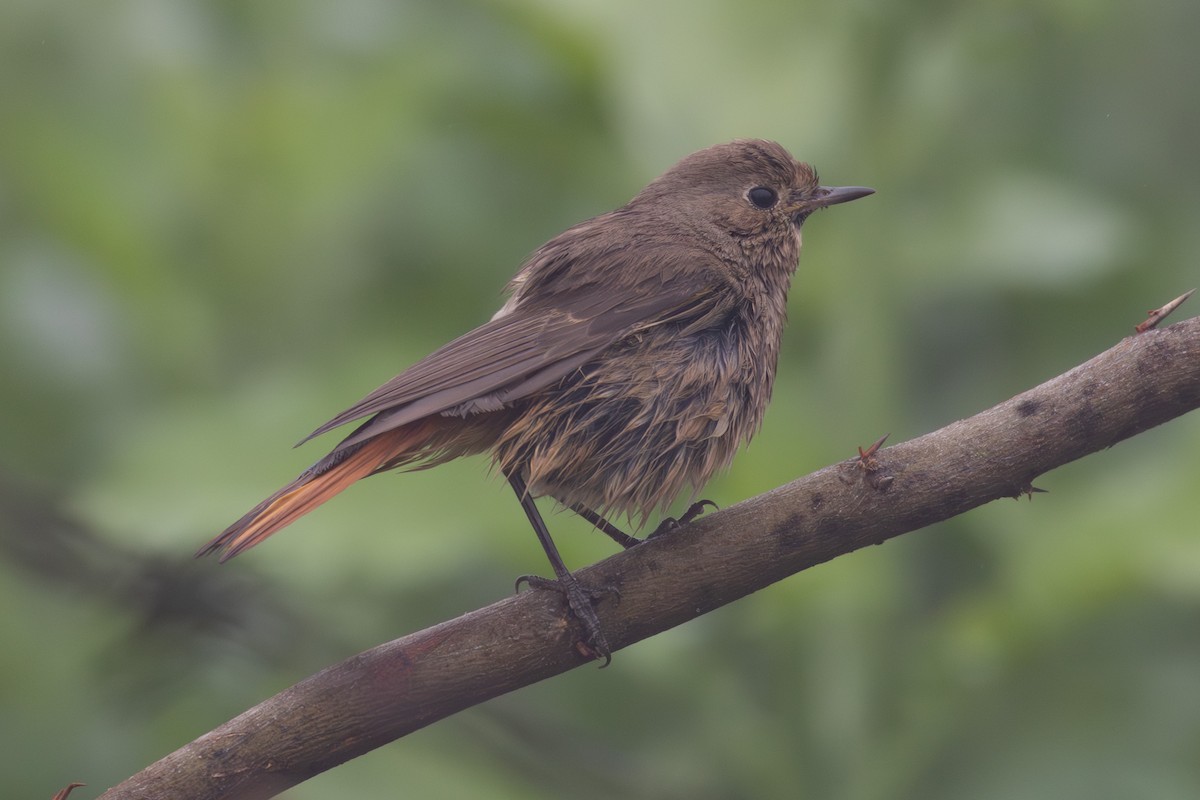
left=197, top=429, right=415, bottom=562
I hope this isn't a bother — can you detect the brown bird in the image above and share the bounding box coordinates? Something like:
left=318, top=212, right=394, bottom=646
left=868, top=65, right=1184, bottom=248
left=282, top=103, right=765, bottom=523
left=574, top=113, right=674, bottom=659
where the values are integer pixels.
left=198, top=139, right=873, bottom=662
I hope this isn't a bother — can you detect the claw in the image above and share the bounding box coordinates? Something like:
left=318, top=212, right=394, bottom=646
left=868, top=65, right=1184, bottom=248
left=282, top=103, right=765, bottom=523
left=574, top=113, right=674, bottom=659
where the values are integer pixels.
left=678, top=499, right=718, bottom=525
left=648, top=499, right=718, bottom=538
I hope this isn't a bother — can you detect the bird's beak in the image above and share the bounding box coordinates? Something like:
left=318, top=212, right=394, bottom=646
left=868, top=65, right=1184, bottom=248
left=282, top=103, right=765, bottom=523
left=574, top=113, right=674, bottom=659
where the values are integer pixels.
left=814, top=185, right=875, bottom=207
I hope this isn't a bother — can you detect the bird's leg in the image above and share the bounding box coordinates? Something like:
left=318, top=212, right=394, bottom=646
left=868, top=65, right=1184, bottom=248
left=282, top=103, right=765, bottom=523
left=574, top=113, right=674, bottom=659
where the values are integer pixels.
left=561, top=498, right=718, bottom=546
left=560, top=500, right=642, bottom=549
left=508, top=473, right=612, bottom=665
left=648, top=500, right=718, bottom=539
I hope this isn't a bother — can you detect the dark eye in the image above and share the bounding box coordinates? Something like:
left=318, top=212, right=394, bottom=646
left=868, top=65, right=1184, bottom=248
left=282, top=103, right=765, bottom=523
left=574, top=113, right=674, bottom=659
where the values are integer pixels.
left=748, top=186, right=778, bottom=209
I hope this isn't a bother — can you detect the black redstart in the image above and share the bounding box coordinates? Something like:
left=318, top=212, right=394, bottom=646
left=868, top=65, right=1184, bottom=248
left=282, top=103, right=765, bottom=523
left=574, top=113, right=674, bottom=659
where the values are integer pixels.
left=199, top=139, right=873, bottom=662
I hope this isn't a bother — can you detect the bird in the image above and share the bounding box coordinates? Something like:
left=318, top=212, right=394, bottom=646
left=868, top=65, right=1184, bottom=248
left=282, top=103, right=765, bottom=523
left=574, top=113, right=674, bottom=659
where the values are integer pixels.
left=198, top=139, right=873, bottom=663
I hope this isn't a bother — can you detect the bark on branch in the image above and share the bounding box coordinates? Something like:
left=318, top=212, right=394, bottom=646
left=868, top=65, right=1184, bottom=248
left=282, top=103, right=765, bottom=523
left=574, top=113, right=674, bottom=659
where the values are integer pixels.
left=97, top=314, right=1200, bottom=800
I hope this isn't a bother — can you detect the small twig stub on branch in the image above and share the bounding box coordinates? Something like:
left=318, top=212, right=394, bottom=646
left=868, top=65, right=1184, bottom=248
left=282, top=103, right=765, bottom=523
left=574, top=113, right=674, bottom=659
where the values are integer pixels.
left=51, top=783, right=86, bottom=800
left=1135, top=288, right=1195, bottom=333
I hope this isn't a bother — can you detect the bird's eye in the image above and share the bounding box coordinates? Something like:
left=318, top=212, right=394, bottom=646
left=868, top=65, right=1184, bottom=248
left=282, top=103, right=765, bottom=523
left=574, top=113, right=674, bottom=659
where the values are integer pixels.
left=748, top=186, right=778, bottom=209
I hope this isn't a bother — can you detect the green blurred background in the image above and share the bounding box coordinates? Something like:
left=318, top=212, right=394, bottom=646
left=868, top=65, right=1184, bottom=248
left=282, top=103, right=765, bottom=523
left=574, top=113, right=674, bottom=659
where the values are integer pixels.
left=3, top=0, right=1199, bottom=797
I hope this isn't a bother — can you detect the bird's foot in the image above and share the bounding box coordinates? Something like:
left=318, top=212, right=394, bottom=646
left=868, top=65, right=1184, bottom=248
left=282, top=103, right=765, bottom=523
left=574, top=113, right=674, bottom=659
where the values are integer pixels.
left=516, top=573, right=618, bottom=666
left=647, top=499, right=718, bottom=539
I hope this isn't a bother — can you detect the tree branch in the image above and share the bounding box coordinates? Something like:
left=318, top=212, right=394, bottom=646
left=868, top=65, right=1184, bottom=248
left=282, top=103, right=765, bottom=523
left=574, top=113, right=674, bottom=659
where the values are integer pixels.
left=97, top=315, right=1200, bottom=800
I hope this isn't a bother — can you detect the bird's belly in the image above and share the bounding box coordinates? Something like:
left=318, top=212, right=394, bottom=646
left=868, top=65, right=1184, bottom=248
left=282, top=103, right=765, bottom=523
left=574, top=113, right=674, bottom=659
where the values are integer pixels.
left=493, top=327, right=774, bottom=526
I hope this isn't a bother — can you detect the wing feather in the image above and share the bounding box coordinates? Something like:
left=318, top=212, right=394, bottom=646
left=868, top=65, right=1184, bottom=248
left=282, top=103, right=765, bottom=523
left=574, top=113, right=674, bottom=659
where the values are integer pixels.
left=301, top=279, right=724, bottom=452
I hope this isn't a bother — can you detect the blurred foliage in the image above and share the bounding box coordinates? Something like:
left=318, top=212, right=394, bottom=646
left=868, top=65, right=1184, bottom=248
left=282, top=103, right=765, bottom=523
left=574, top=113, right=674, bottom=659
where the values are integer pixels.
left=2, top=0, right=1199, bottom=797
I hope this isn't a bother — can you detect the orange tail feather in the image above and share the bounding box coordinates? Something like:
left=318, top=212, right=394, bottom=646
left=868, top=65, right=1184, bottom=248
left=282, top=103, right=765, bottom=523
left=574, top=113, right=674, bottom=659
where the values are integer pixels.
left=198, top=431, right=412, bottom=562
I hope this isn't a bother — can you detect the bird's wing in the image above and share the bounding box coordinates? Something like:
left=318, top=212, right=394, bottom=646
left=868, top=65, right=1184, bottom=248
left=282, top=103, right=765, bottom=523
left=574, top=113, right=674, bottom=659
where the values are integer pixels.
left=301, top=273, right=730, bottom=452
